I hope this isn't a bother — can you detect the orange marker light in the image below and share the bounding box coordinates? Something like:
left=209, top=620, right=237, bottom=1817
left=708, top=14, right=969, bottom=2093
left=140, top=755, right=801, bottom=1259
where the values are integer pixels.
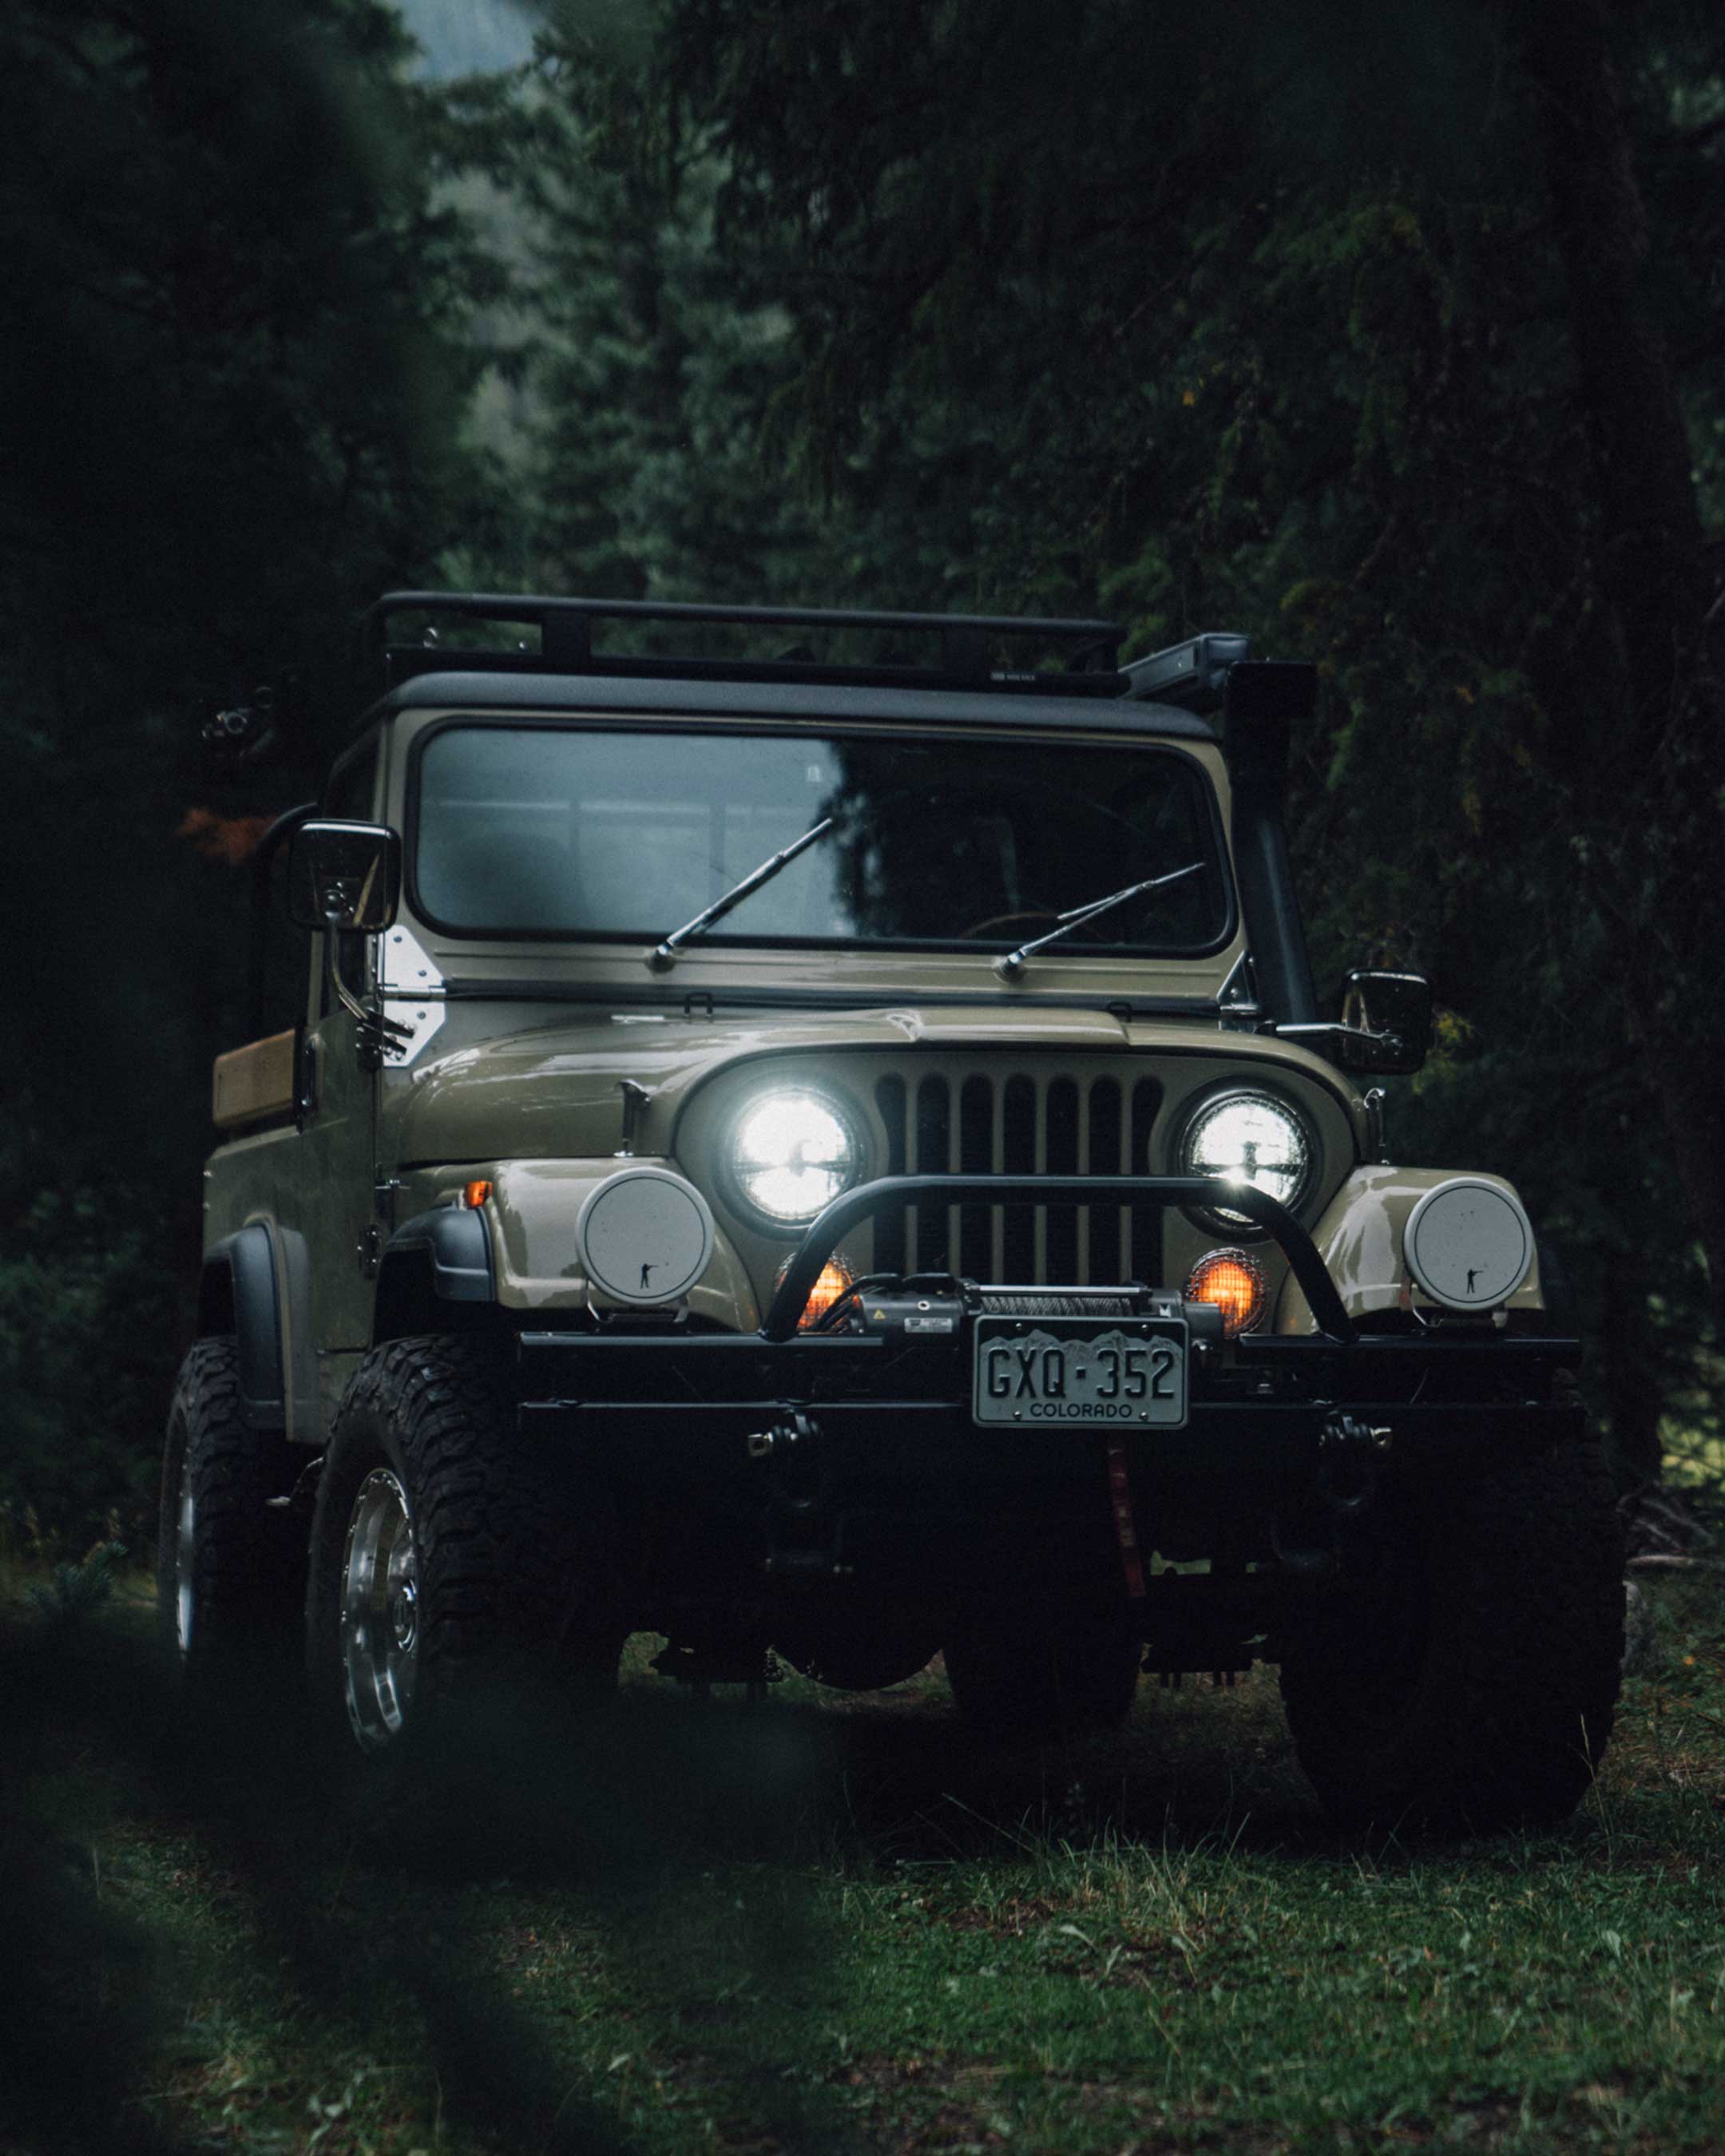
left=462, top=1179, right=494, bottom=1209
left=775, top=1254, right=856, bottom=1330
left=1186, top=1247, right=1267, bottom=1338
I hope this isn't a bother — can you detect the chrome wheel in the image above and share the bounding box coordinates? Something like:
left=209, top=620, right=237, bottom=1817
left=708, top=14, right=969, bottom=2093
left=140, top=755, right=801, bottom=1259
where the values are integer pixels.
left=340, top=1467, right=419, bottom=1750
left=173, top=1458, right=196, bottom=1657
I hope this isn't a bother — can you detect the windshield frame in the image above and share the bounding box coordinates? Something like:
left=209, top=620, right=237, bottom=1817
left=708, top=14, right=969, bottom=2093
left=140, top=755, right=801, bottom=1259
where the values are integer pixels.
left=402, top=714, right=1239, bottom=961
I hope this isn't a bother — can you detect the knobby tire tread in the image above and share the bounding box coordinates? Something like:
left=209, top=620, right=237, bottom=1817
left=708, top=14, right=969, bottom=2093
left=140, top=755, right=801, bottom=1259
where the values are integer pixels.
left=1281, top=1433, right=1624, bottom=1833
left=309, top=1335, right=620, bottom=1742
left=156, top=1337, right=304, bottom=1682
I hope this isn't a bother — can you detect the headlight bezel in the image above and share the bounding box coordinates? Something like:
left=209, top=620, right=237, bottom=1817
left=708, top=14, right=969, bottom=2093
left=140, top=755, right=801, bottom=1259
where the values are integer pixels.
left=1175, top=1083, right=1319, bottom=1236
left=722, top=1082, right=867, bottom=1232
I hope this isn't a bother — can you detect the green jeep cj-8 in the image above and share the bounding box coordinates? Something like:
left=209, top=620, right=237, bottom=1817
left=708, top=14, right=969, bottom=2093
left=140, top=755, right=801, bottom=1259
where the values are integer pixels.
left=160, top=593, right=1622, bottom=1829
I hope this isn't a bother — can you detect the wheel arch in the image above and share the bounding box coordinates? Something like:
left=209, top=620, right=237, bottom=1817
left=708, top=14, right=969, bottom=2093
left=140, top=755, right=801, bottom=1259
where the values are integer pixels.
left=373, top=1206, right=498, bottom=1344
left=199, top=1224, right=286, bottom=1430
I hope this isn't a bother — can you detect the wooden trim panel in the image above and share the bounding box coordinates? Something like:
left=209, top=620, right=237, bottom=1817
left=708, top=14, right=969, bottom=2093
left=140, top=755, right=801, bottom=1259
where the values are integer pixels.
left=212, top=1030, right=298, bottom=1132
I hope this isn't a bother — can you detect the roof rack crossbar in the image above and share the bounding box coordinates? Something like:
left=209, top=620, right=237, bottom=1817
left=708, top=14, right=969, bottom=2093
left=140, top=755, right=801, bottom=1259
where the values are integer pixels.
left=360, top=591, right=1126, bottom=700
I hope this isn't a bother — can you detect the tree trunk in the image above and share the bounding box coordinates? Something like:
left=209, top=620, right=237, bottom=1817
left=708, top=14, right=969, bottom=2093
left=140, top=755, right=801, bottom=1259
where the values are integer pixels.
left=1514, top=0, right=1725, bottom=1355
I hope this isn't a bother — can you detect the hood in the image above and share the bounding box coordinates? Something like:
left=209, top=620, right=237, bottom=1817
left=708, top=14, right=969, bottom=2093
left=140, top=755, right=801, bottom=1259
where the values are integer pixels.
left=385, top=1000, right=1362, bottom=1167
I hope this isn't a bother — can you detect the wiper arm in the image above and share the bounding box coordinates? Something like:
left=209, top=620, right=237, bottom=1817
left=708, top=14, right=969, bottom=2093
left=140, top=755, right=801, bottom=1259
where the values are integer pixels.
left=993, top=862, right=1203, bottom=980
left=648, top=815, right=835, bottom=970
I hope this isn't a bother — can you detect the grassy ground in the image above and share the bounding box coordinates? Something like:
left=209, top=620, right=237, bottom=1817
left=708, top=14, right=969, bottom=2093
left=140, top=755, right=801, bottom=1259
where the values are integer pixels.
left=3, top=1553, right=1724, bottom=2156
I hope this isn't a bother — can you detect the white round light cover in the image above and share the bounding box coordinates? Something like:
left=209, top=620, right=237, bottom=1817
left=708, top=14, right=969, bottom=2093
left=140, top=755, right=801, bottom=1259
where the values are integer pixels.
left=1403, top=1178, right=1533, bottom=1311
left=576, top=1167, right=716, bottom=1306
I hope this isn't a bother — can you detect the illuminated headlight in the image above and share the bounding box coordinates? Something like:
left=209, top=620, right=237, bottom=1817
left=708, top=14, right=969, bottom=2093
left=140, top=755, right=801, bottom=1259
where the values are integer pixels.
left=728, top=1088, right=862, bottom=1227
left=1179, top=1089, right=1315, bottom=1229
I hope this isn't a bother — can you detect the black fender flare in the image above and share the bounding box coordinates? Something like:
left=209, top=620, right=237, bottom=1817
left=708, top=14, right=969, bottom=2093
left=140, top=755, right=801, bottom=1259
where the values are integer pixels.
left=373, top=1206, right=497, bottom=1342
left=198, top=1223, right=285, bottom=1430
left=1534, top=1231, right=1577, bottom=1334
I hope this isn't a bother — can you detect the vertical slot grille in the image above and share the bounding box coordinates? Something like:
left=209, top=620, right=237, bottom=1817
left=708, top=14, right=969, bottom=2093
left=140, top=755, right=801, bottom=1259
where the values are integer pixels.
left=1001, top=1074, right=1037, bottom=1280
left=1089, top=1074, right=1124, bottom=1282
left=874, top=1073, right=907, bottom=1273
left=1129, top=1077, right=1162, bottom=1282
left=914, top=1075, right=951, bottom=1270
left=958, top=1075, right=993, bottom=1278
left=1044, top=1076, right=1079, bottom=1280
left=872, top=1065, right=1164, bottom=1286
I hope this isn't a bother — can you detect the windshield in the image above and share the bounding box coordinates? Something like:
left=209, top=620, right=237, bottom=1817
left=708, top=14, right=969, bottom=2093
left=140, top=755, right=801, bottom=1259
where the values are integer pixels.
left=412, top=724, right=1232, bottom=954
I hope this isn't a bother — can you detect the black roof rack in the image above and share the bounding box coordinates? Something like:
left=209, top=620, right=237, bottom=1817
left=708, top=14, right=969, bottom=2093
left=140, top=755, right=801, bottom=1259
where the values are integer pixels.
left=361, top=592, right=1127, bottom=699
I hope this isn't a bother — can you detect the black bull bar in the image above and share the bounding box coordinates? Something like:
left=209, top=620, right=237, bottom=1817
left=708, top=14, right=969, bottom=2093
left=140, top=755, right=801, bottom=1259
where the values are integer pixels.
left=763, top=1174, right=1351, bottom=1342
left=516, top=1176, right=1580, bottom=1458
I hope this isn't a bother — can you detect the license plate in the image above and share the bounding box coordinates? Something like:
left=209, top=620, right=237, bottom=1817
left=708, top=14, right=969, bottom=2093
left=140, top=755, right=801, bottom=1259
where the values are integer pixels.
left=972, top=1316, right=1188, bottom=1429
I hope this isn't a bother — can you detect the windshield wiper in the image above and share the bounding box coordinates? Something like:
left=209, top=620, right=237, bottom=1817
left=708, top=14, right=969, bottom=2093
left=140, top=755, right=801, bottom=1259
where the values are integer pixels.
left=648, top=815, right=835, bottom=970
left=993, top=862, right=1204, bottom=980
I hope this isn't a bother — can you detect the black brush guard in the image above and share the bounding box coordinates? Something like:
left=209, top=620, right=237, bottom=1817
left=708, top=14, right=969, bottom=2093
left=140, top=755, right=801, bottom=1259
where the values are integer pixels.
left=516, top=1175, right=1580, bottom=1470
left=763, top=1175, right=1348, bottom=1341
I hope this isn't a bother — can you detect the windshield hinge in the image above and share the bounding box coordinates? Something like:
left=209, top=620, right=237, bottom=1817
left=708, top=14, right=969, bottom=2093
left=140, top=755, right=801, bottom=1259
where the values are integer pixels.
left=616, top=1080, right=652, bottom=1157
left=1216, top=951, right=1263, bottom=1032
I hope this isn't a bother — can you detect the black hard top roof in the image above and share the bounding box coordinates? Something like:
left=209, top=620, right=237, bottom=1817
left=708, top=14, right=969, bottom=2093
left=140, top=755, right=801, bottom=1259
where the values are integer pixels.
left=371, top=668, right=1218, bottom=740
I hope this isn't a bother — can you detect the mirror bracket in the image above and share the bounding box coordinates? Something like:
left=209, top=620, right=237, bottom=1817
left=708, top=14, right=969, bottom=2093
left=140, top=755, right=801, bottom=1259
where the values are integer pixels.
left=1274, top=969, right=1433, bottom=1076
left=325, top=937, right=414, bottom=1071
left=1271, top=1020, right=1414, bottom=1075
left=1338, top=969, right=1434, bottom=1076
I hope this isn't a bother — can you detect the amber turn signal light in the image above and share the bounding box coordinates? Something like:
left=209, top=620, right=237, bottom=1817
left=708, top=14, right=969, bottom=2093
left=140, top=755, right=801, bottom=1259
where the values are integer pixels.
left=462, top=1179, right=494, bottom=1209
left=1186, top=1247, right=1267, bottom=1337
left=775, top=1254, right=856, bottom=1330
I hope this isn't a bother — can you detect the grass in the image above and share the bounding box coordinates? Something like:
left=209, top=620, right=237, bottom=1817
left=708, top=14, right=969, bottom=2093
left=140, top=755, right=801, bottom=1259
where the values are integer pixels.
left=4, top=1548, right=1725, bottom=2156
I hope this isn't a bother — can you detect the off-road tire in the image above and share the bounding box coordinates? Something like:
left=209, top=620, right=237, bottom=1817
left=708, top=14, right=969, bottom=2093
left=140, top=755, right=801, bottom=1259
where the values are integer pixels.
left=944, top=1598, right=1140, bottom=1742
left=305, top=1335, right=623, bottom=1752
left=1279, top=1434, right=1624, bottom=1833
left=156, top=1338, right=306, bottom=1693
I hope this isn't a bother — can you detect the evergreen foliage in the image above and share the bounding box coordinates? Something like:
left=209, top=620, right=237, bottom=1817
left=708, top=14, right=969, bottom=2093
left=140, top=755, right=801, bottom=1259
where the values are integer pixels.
left=0, top=0, right=502, bottom=1543
left=25, top=1540, right=128, bottom=1629
left=454, top=12, right=990, bottom=615
left=646, top=0, right=1725, bottom=1472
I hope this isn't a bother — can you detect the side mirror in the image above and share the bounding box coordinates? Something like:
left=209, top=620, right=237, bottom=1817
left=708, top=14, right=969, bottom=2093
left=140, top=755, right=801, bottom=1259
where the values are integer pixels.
left=1338, top=969, right=1433, bottom=1076
left=287, top=821, right=401, bottom=933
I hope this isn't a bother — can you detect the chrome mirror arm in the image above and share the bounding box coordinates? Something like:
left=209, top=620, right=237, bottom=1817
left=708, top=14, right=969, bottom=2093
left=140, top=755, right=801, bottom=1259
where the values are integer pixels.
left=322, top=910, right=414, bottom=1064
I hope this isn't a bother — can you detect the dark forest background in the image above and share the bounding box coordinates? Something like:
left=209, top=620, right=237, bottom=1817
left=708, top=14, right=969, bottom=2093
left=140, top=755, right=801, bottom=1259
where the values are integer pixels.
left=2, top=0, right=1721, bottom=1551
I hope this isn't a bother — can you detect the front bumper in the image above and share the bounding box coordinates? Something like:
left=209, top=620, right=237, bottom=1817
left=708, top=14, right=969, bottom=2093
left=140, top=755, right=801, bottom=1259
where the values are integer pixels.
left=514, top=1171, right=1580, bottom=1528
left=506, top=1174, right=1580, bottom=1665
left=518, top=1325, right=1580, bottom=1470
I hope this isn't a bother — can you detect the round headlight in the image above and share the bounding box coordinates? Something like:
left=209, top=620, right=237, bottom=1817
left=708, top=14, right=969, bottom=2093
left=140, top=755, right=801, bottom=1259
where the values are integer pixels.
left=1179, top=1089, right=1315, bottom=1229
left=1186, top=1247, right=1268, bottom=1338
left=728, top=1088, right=862, bottom=1227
